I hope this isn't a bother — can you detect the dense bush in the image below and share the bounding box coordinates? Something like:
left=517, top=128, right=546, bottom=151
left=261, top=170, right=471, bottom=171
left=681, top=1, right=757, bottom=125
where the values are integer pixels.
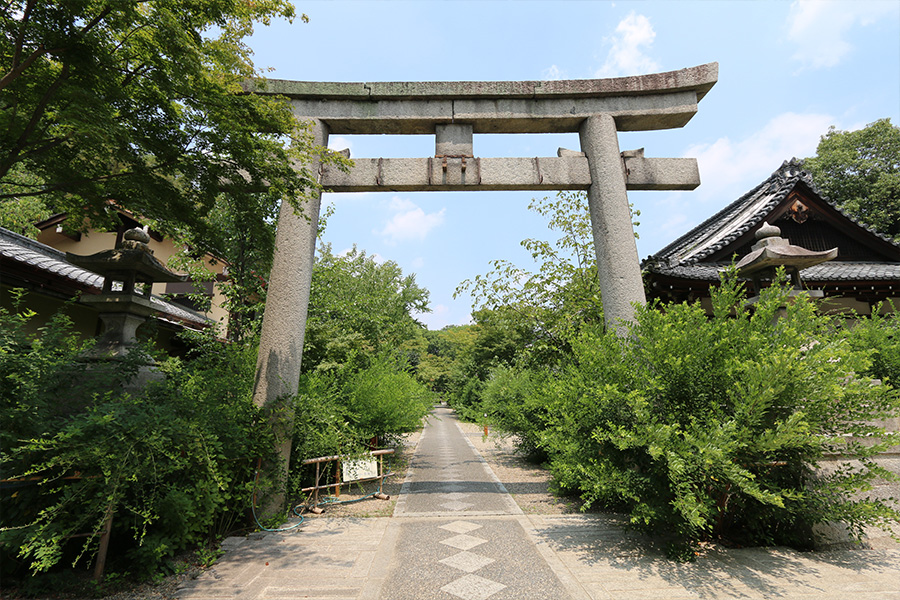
left=478, top=273, right=900, bottom=557
left=289, top=353, right=432, bottom=500
left=0, top=303, right=273, bottom=583
left=291, top=353, right=432, bottom=456
left=479, top=365, right=546, bottom=458
left=2, top=262, right=435, bottom=586
left=844, top=301, right=900, bottom=385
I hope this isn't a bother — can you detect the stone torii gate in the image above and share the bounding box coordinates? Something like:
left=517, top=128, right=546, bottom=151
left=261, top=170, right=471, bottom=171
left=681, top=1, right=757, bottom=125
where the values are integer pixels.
left=251, top=63, right=717, bottom=510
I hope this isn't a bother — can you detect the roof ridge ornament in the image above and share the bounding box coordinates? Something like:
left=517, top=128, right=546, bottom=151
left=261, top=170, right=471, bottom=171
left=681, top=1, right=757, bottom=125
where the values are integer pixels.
left=776, top=158, right=809, bottom=181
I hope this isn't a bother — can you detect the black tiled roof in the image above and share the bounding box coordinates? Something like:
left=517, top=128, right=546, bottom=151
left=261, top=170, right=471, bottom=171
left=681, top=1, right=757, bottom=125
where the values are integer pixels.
left=1, top=227, right=210, bottom=329
left=1, top=228, right=103, bottom=288
left=643, top=159, right=900, bottom=283
left=651, top=261, right=900, bottom=283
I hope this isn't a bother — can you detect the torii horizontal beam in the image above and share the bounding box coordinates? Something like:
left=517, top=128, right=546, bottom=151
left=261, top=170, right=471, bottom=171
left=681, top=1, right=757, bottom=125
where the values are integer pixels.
left=250, top=63, right=718, bottom=133
left=319, top=154, right=700, bottom=192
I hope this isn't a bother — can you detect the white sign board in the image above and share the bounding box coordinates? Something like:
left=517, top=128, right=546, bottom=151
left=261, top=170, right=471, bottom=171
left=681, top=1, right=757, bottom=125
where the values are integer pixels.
left=342, top=457, right=379, bottom=482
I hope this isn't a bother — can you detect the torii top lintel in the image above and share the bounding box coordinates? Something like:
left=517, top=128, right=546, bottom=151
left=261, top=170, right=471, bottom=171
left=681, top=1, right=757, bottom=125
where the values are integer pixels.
left=249, top=63, right=718, bottom=134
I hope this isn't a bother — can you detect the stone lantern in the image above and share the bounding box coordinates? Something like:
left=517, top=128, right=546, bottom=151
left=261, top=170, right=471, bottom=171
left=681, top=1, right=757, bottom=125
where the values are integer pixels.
left=67, top=227, right=186, bottom=358
left=736, top=221, right=837, bottom=306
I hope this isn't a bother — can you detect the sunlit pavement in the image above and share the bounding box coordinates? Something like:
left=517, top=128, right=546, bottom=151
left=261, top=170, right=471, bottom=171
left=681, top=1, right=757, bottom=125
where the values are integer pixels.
left=177, top=408, right=900, bottom=600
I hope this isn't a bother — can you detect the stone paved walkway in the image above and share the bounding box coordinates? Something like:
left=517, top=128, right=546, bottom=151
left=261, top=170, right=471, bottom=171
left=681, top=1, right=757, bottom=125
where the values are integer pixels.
left=176, top=408, right=900, bottom=600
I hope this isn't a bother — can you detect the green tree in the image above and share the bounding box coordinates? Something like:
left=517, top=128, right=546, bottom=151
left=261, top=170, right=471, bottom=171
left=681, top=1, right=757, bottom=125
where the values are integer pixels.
left=0, top=301, right=273, bottom=580
left=0, top=164, right=51, bottom=237
left=407, top=325, right=478, bottom=395
left=303, top=244, right=430, bottom=372
left=456, top=191, right=604, bottom=369
left=1, top=1, right=337, bottom=247
left=803, top=119, right=900, bottom=240
left=172, top=192, right=278, bottom=343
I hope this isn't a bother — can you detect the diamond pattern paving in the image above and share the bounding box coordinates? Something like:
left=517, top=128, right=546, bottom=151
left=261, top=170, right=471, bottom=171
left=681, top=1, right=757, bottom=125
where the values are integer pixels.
left=440, top=533, right=487, bottom=551
left=440, top=500, right=475, bottom=511
left=444, top=492, right=471, bottom=500
left=441, top=574, right=507, bottom=600
left=439, top=551, right=496, bottom=573
left=440, top=521, right=482, bottom=534
left=380, top=408, right=575, bottom=599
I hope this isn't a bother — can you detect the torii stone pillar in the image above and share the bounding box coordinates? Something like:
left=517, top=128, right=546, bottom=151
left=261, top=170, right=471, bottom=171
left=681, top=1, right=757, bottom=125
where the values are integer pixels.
left=250, top=64, right=718, bottom=514
left=580, top=114, right=644, bottom=333
left=252, top=120, right=327, bottom=514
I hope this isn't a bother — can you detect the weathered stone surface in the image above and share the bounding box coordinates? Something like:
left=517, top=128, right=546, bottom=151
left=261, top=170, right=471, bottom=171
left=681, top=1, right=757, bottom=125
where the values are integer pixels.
left=533, top=62, right=718, bottom=101
left=622, top=156, right=700, bottom=190
left=250, top=79, right=370, bottom=98
left=253, top=123, right=325, bottom=409
left=276, top=64, right=718, bottom=134
left=290, top=99, right=454, bottom=134
left=320, top=156, right=589, bottom=191
left=367, top=80, right=537, bottom=99
left=252, top=119, right=328, bottom=516
left=436, top=124, right=474, bottom=157
left=319, top=156, right=698, bottom=192
left=451, top=92, right=700, bottom=133
left=580, top=114, right=646, bottom=331
left=253, top=63, right=717, bottom=101
left=290, top=92, right=700, bottom=134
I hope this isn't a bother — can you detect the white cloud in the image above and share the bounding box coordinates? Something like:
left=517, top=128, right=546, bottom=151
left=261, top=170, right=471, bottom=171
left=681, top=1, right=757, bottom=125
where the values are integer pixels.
left=376, top=196, right=446, bottom=244
left=542, top=64, right=564, bottom=80
left=327, top=135, right=354, bottom=155
left=787, top=0, right=898, bottom=69
left=595, top=12, right=660, bottom=78
left=684, top=112, right=834, bottom=203
left=387, top=196, right=417, bottom=212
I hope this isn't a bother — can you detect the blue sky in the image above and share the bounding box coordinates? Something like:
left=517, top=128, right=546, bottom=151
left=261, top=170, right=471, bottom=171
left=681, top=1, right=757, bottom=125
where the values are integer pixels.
left=247, top=0, right=900, bottom=329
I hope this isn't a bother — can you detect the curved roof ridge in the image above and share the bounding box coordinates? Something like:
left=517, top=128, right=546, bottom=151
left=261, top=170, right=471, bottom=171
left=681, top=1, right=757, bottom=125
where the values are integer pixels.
left=646, top=160, right=805, bottom=267
left=798, top=169, right=900, bottom=250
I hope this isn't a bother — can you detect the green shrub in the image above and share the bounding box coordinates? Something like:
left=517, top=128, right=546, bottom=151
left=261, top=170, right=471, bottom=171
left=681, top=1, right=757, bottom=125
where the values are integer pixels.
left=480, top=365, right=546, bottom=458
left=343, top=353, right=432, bottom=442
left=1, top=303, right=272, bottom=581
left=289, top=352, right=432, bottom=499
left=844, top=301, right=900, bottom=385
left=536, top=272, right=900, bottom=557
left=448, top=377, right=484, bottom=420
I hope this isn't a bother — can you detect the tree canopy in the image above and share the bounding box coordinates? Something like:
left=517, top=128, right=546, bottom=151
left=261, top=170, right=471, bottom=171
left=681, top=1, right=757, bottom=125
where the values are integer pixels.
left=803, top=118, right=900, bottom=241
left=303, top=243, right=430, bottom=373
left=1, top=1, right=333, bottom=250
left=455, top=191, right=604, bottom=368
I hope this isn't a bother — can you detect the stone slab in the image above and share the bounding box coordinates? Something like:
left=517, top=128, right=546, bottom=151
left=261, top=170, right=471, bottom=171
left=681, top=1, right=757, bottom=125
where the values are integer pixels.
left=253, top=63, right=717, bottom=101
left=289, top=93, right=699, bottom=134
left=436, top=123, right=474, bottom=156
left=320, top=156, right=698, bottom=192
